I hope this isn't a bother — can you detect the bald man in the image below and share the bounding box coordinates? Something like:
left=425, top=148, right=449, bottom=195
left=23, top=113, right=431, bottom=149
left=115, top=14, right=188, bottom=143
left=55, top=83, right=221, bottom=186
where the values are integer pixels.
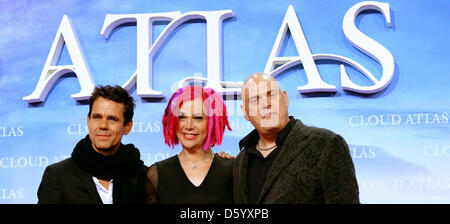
left=233, top=73, right=359, bottom=204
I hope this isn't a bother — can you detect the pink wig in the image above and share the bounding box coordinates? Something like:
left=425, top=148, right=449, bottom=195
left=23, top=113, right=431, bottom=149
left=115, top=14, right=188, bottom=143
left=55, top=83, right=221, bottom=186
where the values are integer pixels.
left=162, top=86, right=232, bottom=151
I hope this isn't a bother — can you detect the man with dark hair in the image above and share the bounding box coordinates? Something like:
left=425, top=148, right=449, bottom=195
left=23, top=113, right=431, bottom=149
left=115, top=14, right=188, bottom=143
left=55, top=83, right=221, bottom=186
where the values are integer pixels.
left=234, top=73, right=359, bottom=204
left=38, top=85, right=147, bottom=204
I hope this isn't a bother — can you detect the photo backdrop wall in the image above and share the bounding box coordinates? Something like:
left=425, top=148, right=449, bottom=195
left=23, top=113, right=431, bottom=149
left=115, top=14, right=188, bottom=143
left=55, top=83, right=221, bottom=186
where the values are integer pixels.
left=0, top=0, right=449, bottom=203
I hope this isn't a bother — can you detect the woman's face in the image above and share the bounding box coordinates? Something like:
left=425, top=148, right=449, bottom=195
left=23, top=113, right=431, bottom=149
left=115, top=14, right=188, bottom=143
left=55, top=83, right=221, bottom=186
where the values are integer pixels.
left=176, top=98, right=208, bottom=151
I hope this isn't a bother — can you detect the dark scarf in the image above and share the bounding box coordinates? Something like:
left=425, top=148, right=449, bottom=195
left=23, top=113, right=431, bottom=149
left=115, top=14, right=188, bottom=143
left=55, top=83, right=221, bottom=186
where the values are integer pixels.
left=71, top=135, right=146, bottom=204
left=71, top=135, right=143, bottom=180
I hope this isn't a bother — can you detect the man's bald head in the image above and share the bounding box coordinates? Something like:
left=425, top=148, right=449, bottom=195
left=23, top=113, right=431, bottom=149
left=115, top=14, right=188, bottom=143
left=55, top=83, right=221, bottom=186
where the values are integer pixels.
left=240, top=72, right=290, bottom=133
left=241, top=73, right=280, bottom=104
left=243, top=73, right=276, bottom=84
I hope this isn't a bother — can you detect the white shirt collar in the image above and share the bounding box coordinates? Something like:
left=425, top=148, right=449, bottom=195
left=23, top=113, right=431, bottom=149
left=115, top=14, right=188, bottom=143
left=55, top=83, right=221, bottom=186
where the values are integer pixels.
left=92, top=176, right=113, bottom=204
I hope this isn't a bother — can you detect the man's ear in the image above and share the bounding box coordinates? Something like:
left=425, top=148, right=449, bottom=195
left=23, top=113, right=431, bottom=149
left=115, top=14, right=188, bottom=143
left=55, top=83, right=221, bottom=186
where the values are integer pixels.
left=123, top=120, right=133, bottom=135
left=240, top=104, right=249, bottom=121
left=282, top=90, right=289, bottom=107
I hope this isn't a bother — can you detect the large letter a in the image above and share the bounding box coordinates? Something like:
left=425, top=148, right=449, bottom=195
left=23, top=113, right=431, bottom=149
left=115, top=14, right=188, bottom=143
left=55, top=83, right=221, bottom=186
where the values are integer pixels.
left=23, top=15, right=95, bottom=103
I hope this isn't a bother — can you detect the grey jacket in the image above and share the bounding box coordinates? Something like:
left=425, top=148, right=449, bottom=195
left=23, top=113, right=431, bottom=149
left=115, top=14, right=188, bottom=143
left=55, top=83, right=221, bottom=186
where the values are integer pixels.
left=233, top=118, right=360, bottom=204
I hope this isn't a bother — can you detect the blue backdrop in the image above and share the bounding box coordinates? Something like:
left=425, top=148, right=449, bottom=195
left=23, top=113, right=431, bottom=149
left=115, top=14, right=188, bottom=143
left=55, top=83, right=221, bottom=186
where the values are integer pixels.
left=0, top=0, right=449, bottom=203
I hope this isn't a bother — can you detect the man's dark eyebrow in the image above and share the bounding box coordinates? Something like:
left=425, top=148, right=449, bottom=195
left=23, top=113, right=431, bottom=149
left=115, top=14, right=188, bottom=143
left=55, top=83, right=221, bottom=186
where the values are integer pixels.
left=107, top=115, right=120, bottom=120
left=91, top=113, right=102, bottom=117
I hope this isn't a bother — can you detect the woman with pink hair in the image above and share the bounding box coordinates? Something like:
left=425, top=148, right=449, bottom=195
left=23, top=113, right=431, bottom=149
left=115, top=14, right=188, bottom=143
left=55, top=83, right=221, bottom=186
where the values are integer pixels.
left=145, top=86, right=234, bottom=203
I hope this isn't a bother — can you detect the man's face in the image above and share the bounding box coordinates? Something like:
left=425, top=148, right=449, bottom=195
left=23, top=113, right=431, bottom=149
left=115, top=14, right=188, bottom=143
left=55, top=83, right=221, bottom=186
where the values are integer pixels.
left=87, top=97, right=133, bottom=156
left=241, top=79, right=289, bottom=134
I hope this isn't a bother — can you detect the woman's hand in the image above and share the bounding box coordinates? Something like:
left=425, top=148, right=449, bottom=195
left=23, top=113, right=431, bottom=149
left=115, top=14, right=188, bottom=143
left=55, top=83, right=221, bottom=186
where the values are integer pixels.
left=216, top=151, right=235, bottom=159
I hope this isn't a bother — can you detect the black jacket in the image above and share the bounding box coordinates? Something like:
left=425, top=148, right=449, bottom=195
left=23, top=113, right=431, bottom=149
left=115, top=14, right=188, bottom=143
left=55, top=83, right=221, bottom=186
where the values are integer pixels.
left=38, top=157, right=147, bottom=204
left=233, top=117, right=360, bottom=204
left=37, top=136, right=148, bottom=204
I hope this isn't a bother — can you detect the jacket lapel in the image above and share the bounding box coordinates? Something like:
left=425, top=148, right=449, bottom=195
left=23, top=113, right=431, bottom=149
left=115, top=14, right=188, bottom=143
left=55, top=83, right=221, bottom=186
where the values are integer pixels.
left=236, top=130, right=261, bottom=204
left=74, top=162, right=103, bottom=204
left=86, top=176, right=104, bottom=204
left=256, top=120, right=309, bottom=204
left=234, top=147, right=250, bottom=203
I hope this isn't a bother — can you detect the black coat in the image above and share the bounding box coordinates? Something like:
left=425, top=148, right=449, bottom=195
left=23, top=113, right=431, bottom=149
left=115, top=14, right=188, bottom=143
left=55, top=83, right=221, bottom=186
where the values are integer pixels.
left=233, top=118, right=360, bottom=204
left=37, top=157, right=147, bottom=204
